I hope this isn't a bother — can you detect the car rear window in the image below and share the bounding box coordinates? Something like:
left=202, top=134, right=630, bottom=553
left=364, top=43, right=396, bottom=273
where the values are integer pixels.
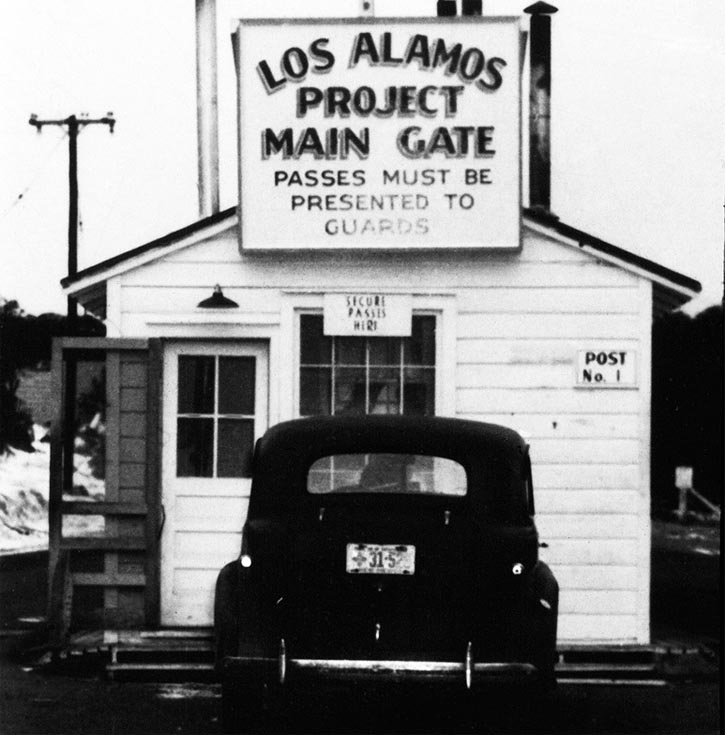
left=307, top=453, right=467, bottom=496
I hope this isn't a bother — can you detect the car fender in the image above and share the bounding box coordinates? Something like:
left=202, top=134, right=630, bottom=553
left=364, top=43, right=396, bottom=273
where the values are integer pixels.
left=214, top=561, right=242, bottom=670
left=530, top=560, right=559, bottom=613
left=523, top=561, right=559, bottom=682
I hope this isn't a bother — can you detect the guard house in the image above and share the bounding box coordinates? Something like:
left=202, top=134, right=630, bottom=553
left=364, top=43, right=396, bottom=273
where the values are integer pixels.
left=50, top=11, right=700, bottom=647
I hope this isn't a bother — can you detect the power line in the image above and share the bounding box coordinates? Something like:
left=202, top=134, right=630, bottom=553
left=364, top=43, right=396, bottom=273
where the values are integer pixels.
left=1, top=130, right=68, bottom=219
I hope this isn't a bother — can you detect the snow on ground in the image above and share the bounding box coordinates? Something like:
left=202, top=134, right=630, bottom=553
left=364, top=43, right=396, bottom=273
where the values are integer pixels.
left=0, top=426, right=105, bottom=553
left=0, top=428, right=50, bottom=552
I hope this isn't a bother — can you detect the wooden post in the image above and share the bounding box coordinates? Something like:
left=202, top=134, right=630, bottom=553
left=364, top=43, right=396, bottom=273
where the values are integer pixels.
left=47, top=339, right=65, bottom=634
left=674, top=466, right=693, bottom=520
left=144, top=339, right=164, bottom=626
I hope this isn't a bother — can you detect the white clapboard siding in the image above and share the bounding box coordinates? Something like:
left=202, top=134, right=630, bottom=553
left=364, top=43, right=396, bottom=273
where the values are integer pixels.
left=458, top=338, right=640, bottom=366
left=535, top=490, right=640, bottom=515
left=559, top=590, right=639, bottom=615
left=130, top=285, right=641, bottom=315
left=457, top=388, right=641, bottom=415
left=529, top=438, right=640, bottom=464
left=458, top=364, right=573, bottom=389
left=458, top=313, right=641, bottom=340
left=554, top=565, right=638, bottom=590
left=160, top=227, right=604, bottom=266
left=120, top=285, right=280, bottom=314
left=123, top=258, right=638, bottom=290
left=558, top=615, right=638, bottom=642
left=540, top=539, right=638, bottom=566
left=164, top=236, right=241, bottom=263
left=458, top=413, right=641, bottom=439
left=162, top=230, right=590, bottom=264
left=536, top=513, right=640, bottom=540
left=534, top=464, right=640, bottom=490
left=457, top=287, right=640, bottom=314
left=120, top=311, right=280, bottom=335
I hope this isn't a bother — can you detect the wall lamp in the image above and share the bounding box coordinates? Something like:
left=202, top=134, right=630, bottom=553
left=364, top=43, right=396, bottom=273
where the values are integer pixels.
left=197, top=284, right=239, bottom=309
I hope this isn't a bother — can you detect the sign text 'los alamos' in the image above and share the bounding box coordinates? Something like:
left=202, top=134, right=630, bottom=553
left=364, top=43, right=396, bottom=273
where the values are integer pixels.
left=235, top=18, right=522, bottom=250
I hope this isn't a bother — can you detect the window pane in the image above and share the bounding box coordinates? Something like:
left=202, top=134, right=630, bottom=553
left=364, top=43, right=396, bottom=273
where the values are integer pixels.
left=308, top=456, right=334, bottom=494
left=369, top=338, right=400, bottom=366
left=300, top=314, right=331, bottom=364
left=218, top=356, right=255, bottom=415
left=308, top=454, right=366, bottom=493
left=336, top=337, right=365, bottom=365
left=334, top=367, right=366, bottom=414
left=369, top=368, right=401, bottom=415
left=177, top=417, right=213, bottom=476
left=217, top=419, right=254, bottom=478
left=403, top=368, right=435, bottom=416
left=300, top=367, right=331, bottom=416
left=405, top=316, right=436, bottom=366
left=308, top=454, right=467, bottom=496
left=178, top=356, right=215, bottom=413
left=72, top=359, right=106, bottom=500
left=299, top=314, right=436, bottom=419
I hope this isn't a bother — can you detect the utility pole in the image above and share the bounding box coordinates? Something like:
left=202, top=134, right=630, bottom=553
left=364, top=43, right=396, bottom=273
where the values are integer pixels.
left=28, top=112, right=115, bottom=514
left=28, top=112, right=115, bottom=327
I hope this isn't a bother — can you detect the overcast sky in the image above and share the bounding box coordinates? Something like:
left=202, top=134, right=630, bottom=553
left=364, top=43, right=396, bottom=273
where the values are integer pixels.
left=1, top=0, right=722, bottom=315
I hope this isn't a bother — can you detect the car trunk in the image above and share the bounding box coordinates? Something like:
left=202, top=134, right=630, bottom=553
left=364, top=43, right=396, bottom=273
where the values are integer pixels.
left=279, top=497, right=538, bottom=663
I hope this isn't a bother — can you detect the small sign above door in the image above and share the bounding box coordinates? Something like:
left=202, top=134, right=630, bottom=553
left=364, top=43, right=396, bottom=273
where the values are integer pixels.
left=324, top=293, right=412, bottom=336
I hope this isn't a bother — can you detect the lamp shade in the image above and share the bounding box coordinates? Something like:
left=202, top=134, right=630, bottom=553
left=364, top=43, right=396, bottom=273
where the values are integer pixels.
left=197, top=285, right=239, bottom=309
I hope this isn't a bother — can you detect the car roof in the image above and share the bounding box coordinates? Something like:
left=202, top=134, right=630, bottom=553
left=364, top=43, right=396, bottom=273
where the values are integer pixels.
left=250, top=416, right=529, bottom=518
left=257, top=415, right=525, bottom=459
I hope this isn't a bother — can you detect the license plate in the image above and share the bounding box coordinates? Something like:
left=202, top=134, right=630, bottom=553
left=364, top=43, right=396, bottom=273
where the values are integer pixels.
left=346, top=543, right=415, bottom=575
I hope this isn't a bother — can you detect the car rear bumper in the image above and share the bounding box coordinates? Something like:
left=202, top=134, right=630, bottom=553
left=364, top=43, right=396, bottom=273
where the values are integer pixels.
left=221, top=655, right=540, bottom=688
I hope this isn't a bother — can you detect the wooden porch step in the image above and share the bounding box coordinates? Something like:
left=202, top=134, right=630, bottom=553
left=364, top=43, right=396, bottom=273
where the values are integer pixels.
left=555, top=662, right=661, bottom=682
left=557, top=663, right=658, bottom=673
left=106, top=662, right=216, bottom=682
left=106, top=629, right=214, bottom=668
left=112, top=645, right=213, bottom=665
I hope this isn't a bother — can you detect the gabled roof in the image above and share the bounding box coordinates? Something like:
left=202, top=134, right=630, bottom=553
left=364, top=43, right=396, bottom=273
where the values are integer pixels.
left=523, top=208, right=701, bottom=295
left=61, top=206, right=237, bottom=289
left=63, top=205, right=701, bottom=317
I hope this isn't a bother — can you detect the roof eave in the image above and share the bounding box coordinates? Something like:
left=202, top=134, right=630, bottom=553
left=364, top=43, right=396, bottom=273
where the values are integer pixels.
left=62, top=205, right=701, bottom=315
left=523, top=208, right=702, bottom=302
left=62, top=206, right=237, bottom=295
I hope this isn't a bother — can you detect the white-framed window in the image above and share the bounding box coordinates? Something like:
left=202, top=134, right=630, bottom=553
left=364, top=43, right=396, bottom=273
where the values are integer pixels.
left=175, top=353, right=257, bottom=478
left=298, top=313, right=436, bottom=416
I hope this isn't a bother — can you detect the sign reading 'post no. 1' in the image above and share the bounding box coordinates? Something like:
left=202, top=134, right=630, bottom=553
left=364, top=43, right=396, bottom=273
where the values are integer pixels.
left=234, top=17, right=522, bottom=250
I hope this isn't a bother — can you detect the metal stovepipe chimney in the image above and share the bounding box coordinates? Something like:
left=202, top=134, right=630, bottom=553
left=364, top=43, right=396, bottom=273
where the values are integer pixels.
left=524, top=2, right=558, bottom=215
left=196, top=0, right=220, bottom=217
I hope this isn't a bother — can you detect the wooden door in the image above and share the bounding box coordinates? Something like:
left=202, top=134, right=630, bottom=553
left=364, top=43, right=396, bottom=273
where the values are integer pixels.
left=160, top=342, right=268, bottom=626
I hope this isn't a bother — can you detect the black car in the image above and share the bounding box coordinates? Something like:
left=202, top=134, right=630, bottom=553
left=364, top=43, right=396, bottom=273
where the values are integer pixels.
left=215, top=415, right=558, bottom=731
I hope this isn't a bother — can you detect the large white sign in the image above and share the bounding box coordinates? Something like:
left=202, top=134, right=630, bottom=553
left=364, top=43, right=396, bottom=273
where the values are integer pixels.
left=235, top=17, right=522, bottom=250
left=324, top=293, right=412, bottom=336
